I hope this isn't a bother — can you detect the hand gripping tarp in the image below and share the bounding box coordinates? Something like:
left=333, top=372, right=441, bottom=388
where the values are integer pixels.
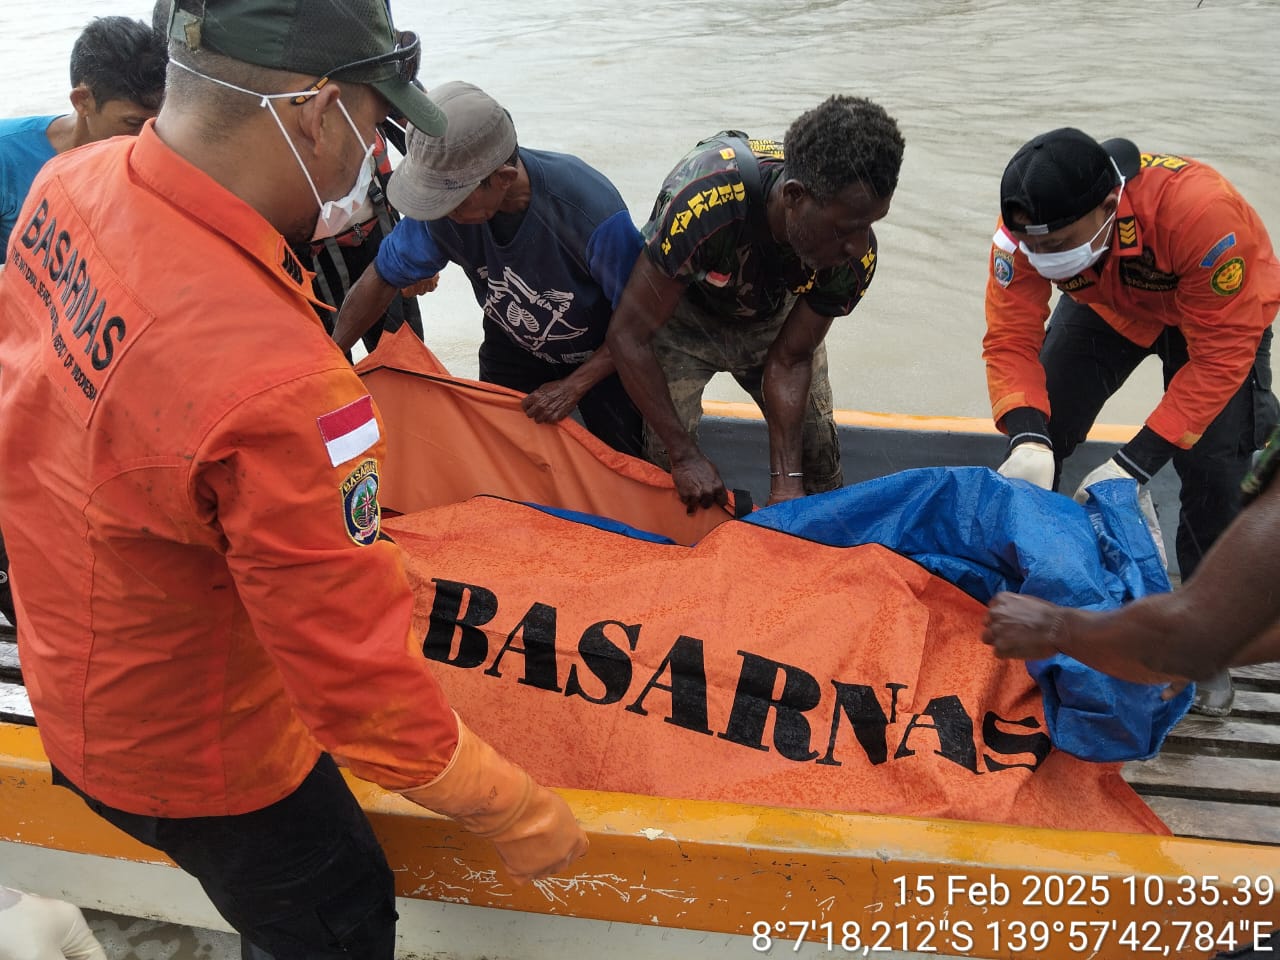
left=354, top=326, right=734, bottom=545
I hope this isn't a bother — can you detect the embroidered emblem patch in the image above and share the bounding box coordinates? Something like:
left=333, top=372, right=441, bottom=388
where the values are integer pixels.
left=1119, top=248, right=1179, bottom=292
left=993, top=251, right=1014, bottom=287
left=746, top=138, right=785, bottom=160
left=1211, top=256, right=1246, bottom=296
left=1200, top=233, right=1237, bottom=268
left=341, top=458, right=381, bottom=546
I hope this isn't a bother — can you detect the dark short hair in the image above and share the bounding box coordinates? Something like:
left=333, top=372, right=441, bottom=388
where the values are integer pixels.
left=784, top=95, right=905, bottom=203
left=69, top=16, right=168, bottom=111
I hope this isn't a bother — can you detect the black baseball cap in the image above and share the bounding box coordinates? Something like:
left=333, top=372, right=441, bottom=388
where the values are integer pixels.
left=1000, top=128, right=1122, bottom=236
left=164, top=0, right=446, bottom=136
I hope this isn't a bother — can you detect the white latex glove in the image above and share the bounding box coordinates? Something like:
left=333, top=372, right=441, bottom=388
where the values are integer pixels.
left=0, top=887, right=107, bottom=960
left=997, top=441, right=1054, bottom=489
left=1136, top=487, right=1170, bottom=569
left=1073, top=457, right=1169, bottom=569
left=1071, top=457, right=1136, bottom=504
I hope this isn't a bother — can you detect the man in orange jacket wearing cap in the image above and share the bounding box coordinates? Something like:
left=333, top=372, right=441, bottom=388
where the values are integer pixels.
left=0, top=1, right=587, bottom=956
left=984, top=127, right=1280, bottom=717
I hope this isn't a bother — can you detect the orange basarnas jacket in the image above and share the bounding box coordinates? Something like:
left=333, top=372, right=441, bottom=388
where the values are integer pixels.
left=0, top=123, right=456, bottom=818
left=984, top=152, right=1280, bottom=448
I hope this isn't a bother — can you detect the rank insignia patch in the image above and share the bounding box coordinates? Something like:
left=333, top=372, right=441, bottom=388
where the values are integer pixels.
left=1116, top=217, right=1138, bottom=250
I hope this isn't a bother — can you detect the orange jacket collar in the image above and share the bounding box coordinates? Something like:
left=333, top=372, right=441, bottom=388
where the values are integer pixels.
left=127, top=119, right=329, bottom=312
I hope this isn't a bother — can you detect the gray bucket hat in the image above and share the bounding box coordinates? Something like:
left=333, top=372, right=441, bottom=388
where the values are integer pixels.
left=386, top=81, right=518, bottom=221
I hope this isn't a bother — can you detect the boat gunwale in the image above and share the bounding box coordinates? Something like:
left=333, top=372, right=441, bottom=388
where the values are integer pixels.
left=3, top=721, right=1276, bottom=958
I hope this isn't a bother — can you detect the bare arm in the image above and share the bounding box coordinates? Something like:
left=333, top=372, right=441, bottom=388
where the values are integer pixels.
left=1228, top=619, right=1280, bottom=669
left=332, top=264, right=398, bottom=352
left=401, top=275, right=439, bottom=298
left=521, top=342, right=617, bottom=424
left=984, top=474, right=1280, bottom=681
left=762, top=300, right=834, bottom=504
left=607, top=255, right=726, bottom=510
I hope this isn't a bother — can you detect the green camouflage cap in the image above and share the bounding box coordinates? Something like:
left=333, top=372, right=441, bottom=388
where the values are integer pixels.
left=164, top=0, right=445, bottom=135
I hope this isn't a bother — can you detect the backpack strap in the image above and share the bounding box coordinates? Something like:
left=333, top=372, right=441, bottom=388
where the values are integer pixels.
left=704, top=130, right=774, bottom=247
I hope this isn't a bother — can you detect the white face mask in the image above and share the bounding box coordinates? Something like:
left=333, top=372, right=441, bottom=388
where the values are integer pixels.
left=169, top=60, right=376, bottom=240
left=1019, top=165, right=1127, bottom=281
left=1020, top=213, right=1115, bottom=280
left=307, top=103, right=376, bottom=240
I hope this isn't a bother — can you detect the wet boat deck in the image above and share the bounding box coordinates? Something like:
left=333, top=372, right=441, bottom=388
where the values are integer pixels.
left=82, top=908, right=238, bottom=959
left=1124, top=663, right=1280, bottom=845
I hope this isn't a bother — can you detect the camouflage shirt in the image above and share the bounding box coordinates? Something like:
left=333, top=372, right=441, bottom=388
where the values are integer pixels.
left=640, top=132, right=878, bottom=321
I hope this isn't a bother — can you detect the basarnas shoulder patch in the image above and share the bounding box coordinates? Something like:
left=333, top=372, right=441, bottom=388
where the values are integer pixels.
left=1211, top=256, right=1246, bottom=296
left=341, top=457, right=381, bottom=546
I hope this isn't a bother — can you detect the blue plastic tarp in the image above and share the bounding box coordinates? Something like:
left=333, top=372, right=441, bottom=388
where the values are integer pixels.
left=746, top=467, right=1192, bottom=762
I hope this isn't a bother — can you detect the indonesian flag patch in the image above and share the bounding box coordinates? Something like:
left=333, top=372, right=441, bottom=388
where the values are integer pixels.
left=317, top=395, right=380, bottom=467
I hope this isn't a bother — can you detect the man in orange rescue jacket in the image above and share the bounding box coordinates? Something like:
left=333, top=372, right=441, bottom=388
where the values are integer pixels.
left=0, top=1, right=586, bottom=956
left=983, top=127, right=1280, bottom=717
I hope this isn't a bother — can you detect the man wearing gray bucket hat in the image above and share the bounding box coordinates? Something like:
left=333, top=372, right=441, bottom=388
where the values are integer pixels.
left=0, top=2, right=588, bottom=956
left=334, top=81, right=646, bottom=457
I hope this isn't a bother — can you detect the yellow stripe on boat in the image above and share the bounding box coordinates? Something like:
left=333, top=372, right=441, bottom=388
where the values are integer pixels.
left=704, top=401, right=1139, bottom=444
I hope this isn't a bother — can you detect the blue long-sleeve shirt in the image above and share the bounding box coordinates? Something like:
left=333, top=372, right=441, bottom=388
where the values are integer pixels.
left=0, top=115, right=58, bottom=263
